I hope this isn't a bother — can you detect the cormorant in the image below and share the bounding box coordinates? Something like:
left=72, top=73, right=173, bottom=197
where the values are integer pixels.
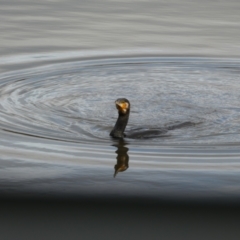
left=110, top=98, right=195, bottom=139
left=110, top=98, right=130, bottom=138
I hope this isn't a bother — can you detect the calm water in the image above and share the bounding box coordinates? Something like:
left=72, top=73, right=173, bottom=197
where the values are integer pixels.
left=0, top=0, right=240, bottom=201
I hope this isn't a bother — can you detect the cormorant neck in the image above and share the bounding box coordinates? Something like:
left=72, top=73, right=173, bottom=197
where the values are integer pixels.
left=110, top=111, right=129, bottom=138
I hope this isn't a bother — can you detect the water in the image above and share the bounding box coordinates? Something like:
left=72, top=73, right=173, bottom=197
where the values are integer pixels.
left=1, top=57, right=240, bottom=145
left=1, top=56, right=240, bottom=201
left=1, top=0, right=240, bottom=202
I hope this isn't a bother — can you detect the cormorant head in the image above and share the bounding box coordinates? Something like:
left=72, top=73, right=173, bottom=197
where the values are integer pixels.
left=115, top=98, right=130, bottom=115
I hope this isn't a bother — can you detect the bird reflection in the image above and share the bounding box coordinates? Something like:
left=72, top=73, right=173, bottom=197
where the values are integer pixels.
left=112, top=139, right=129, bottom=178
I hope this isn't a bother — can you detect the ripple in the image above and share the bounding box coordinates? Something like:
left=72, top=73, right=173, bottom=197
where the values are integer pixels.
left=0, top=57, right=240, bottom=146
left=0, top=55, right=240, bottom=199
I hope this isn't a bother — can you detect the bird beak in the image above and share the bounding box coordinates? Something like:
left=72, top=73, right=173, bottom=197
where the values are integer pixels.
left=115, top=101, right=128, bottom=114
left=115, top=101, right=122, bottom=111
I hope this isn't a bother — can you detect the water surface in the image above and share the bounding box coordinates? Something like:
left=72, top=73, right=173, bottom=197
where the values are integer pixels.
left=0, top=56, right=240, bottom=201
left=1, top=0, right=240, bottom=201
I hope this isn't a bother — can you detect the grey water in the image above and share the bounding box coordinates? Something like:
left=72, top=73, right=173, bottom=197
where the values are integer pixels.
left=1, top=0, right=240, bottom=201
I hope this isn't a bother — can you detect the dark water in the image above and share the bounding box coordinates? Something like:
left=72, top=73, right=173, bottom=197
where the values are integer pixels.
left=0, top=56, right=240, bottom=201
